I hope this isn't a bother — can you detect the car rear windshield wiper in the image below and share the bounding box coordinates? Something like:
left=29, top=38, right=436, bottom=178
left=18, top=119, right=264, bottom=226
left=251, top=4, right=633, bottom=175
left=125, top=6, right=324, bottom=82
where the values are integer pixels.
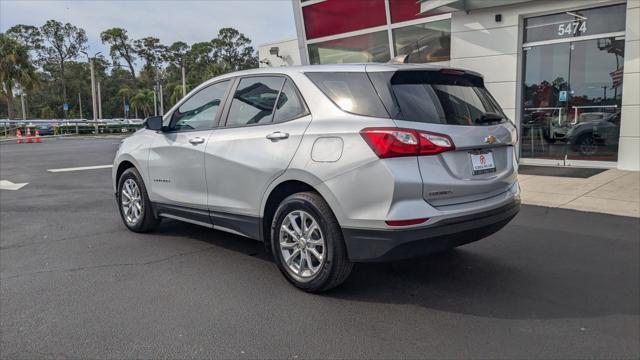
left=474, top=112, right=504, bottom=125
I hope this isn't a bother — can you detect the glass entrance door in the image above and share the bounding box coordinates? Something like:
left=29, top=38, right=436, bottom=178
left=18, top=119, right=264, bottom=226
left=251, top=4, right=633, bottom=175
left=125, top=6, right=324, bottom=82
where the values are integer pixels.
left=520, top=4, right=626, bottom=165
left=522, top=38, right=624, bottom=163
left=565, top=38, right=624, bottom=163
left=522, top=43, right=571, bottom=161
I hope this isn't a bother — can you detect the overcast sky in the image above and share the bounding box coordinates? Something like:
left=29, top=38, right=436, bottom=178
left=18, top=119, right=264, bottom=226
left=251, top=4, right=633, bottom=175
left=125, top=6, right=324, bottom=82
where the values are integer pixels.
left=0, top=0, right=297, bottom=60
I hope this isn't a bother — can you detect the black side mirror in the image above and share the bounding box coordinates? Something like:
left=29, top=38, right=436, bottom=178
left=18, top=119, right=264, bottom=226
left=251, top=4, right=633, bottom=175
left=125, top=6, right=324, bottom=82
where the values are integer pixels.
left=144, top=116, right=163, bottom=131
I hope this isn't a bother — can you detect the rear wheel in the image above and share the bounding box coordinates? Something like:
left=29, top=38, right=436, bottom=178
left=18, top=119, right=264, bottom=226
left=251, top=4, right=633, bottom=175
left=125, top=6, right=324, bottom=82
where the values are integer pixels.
left=271, top=192, right=352, bottom=292
left=117, top=167, right=159, bottom=233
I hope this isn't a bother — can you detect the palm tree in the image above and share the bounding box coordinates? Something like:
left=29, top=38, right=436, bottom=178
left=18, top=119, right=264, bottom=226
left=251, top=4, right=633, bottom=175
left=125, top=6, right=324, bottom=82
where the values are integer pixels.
left=169, top=84, right=187, bottom=106
left=0, top=33, right=37, bottom=119
left=130, top=89, right=154, bottom=118
left=117, top=86, right=132, bottom=117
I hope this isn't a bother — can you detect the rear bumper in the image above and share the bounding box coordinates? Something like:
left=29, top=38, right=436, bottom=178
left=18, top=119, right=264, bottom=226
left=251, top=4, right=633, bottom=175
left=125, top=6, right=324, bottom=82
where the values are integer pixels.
left=341, top=199, right=520, bottom=262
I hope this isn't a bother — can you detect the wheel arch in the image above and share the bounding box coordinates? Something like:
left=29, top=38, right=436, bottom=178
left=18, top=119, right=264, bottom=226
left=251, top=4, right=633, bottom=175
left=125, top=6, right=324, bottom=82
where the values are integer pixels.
left=260, top=171, right=345, bottom=249
left=113, top=155, right=145, bottom=193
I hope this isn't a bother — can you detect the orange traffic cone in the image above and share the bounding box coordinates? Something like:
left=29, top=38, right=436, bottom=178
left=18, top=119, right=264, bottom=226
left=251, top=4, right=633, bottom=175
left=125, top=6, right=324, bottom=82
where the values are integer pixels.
left=26, top=127, right=33, bottom=143
left=35, top=129, right=42, bottom=143
left=16, top=128, right=23, bottom=144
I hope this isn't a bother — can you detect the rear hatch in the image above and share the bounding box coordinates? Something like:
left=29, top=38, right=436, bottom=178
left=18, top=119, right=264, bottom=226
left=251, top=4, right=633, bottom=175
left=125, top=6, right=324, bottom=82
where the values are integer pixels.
left=368, top=68, right=518, bottom=207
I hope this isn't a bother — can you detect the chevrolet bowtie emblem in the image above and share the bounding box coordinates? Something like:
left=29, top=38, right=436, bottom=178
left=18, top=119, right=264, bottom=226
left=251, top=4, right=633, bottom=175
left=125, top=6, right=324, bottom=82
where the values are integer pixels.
left=484, top=135, right=497, bottom=144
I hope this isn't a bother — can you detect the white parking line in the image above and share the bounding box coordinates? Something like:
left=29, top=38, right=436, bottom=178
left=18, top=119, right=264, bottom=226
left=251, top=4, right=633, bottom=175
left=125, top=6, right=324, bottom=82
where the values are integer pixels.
left=47, top=165, right=113, bottom=173
left=0, top=180, right=28, bottom=190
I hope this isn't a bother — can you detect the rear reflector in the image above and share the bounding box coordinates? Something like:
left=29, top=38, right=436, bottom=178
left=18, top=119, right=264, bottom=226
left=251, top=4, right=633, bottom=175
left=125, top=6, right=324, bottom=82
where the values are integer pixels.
left=360, top=127, right=455, bottom=158
left=385, top=218, right=429, bottom=226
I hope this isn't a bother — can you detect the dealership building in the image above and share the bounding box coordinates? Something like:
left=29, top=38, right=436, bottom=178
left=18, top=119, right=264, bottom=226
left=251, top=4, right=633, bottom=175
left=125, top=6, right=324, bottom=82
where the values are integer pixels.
left=259, top=0, right=639, bottom=170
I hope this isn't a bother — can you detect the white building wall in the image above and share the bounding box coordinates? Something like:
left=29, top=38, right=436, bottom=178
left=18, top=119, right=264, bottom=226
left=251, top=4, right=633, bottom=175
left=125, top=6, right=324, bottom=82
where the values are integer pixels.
left=258, top=39, right=302, bottom=68
left=619, top=0, right=640, bottom=170
left=449, top=0, right=638, bottom=170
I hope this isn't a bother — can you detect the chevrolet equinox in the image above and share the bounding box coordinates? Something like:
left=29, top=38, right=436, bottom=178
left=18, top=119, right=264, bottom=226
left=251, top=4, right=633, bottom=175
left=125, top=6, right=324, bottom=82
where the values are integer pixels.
left=113, top=64, right=521, bottom=292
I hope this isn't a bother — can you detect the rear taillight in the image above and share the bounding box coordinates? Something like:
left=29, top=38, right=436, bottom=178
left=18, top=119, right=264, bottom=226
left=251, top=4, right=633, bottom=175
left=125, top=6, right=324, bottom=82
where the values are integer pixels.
left=360, top=127, right=455, bottom=158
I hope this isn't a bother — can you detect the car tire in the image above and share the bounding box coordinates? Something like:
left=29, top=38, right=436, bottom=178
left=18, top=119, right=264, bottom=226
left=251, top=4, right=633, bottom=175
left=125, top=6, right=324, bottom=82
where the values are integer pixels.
left=117, top=167, right=159, bottom=233
left=271, top=192, right=353, bottom=293
left=576, top=133, right=597, bottom=156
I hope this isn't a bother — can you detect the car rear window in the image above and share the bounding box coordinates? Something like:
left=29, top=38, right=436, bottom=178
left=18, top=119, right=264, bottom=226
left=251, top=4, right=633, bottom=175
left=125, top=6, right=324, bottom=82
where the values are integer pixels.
left=387, top=71, right=505, bottom=126
left=305, top=72, right=389, bottom=118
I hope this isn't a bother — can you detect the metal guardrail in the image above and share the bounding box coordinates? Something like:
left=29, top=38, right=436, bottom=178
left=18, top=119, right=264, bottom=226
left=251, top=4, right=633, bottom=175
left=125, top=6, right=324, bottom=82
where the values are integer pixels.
left=0, top=119, right=144, bottom=140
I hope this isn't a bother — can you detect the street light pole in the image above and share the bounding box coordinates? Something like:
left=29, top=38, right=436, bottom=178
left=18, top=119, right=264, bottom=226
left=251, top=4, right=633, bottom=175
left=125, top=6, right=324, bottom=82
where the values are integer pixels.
left=181, top=65, right=186, bottom=98
left=82, top=50, right=101, bottom=134
left=158, top=82, right=164, bottom=116
left=153, top=88, right=158, bottom=116
left=20, top=92, right=27, bottom=121
left=89, top=58, right=98, bottom=133
left=97, top=81, right=103, bottom=120
left=78, top=92, right=83, bottom=119
left=77, top=92, right=82, bottom=134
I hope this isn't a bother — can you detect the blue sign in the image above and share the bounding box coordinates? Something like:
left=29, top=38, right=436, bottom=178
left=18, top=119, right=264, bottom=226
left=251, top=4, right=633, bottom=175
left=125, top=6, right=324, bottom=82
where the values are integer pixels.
left=559, top=91, right=567, bottom=102
left=63, top=102, right=69, bottom=111
left=124, top=104, right=130, bottom=112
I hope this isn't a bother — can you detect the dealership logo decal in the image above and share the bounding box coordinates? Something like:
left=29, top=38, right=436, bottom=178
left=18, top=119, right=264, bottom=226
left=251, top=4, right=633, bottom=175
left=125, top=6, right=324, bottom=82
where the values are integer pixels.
left=484, top=135, right=497, bottom=144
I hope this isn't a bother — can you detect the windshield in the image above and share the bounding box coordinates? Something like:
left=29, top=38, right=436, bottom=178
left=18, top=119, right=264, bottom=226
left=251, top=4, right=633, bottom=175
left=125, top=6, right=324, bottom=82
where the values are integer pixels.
left=392, top=83, right=503, bottom=126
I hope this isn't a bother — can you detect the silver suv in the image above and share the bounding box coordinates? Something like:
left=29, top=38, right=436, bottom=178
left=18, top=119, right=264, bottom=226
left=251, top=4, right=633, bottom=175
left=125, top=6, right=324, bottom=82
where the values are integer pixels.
left=113, top=64, right=520, bottom=292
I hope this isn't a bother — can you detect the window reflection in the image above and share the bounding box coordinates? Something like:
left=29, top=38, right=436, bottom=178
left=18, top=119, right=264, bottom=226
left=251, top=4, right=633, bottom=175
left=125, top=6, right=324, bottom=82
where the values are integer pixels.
left=393, top=20, right=451, bottom=63
left=226, top=77, right=284, bottom=126
left=521, top=37, right=624, bottom=162
left=308, top=31, right=390, bottom=64
left=172, top=80, right=229, bottom=131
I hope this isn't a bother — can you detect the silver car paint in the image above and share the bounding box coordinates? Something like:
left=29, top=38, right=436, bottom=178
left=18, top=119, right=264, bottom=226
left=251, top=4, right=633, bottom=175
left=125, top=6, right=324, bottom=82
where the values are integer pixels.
left=113, top=64, right=520, bottom=238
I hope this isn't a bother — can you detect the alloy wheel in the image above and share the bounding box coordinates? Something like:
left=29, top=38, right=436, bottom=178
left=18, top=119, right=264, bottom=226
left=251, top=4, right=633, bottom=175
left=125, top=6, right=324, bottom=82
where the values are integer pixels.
left=279, top=210, right=326, bottom=280
left=121, top=178, right=143, bottom=225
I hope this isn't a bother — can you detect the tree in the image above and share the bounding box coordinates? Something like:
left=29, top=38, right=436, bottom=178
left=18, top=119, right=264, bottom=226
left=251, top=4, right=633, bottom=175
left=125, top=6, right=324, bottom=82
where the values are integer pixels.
left=165, top=41, right=189, bottom=97
left=39, top=20, right=87, bottom=103
left=211, top=28, right=258, bottom=71
left=0, top=33, right=38, bottom=119
left=134, top=36, right=166, bottom=71
left=101, top=28, right=137, bottom=83
left=169, top=84, right=187, bottom=106
left=5, top=25, right=42, bottom=52
left=130, top=89, right=154, bottom=118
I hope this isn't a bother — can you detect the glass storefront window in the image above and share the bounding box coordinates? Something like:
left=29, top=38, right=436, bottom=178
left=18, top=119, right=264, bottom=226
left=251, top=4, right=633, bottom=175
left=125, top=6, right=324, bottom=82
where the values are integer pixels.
left=524, top=4, right=626, bottom=43
left=308, top=31, right=390, bottom=64
left=392, top=20, right=451, bottom=63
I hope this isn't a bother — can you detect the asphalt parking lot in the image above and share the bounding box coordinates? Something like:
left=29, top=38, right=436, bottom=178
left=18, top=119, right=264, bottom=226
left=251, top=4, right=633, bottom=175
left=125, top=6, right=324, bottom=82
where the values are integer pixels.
left=1, top=137, right=639, bottom=359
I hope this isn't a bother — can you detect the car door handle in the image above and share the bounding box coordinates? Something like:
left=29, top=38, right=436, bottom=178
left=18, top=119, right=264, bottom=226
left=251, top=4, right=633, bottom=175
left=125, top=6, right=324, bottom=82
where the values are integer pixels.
left=188, top=137, right=205, bottom=145
left=266, top=131, right=289, bottom=141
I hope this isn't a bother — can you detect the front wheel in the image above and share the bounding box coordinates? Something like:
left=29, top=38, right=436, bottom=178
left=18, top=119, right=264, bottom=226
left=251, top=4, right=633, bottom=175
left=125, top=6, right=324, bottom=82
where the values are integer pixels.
left=117, top=167, right=159, bottom=233
left=271, top=192, right=353, bottom=292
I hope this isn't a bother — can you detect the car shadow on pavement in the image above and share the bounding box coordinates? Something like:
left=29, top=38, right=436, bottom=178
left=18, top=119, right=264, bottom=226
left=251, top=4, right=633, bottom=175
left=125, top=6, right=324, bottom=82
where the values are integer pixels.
left=153, top=219, right=274, bottom=262
left=150, top=219, right=638, bottom=321
left=326, top=247, right=640, bottom=320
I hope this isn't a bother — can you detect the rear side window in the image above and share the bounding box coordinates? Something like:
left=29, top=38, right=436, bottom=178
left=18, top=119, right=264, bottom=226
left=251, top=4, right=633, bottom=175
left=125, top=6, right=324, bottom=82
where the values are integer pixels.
left=273, top=79, right=307, bottom=123
left=305, top=72, right=389, bottom=118
left=226, top=76, right=284, bottom=127
left=388, top=71, right=505, bottom=126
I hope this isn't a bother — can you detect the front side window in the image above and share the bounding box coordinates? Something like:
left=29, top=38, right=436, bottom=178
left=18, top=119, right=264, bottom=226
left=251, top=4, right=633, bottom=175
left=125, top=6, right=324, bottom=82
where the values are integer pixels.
left=170, top=80, right=230, bottom=131
left=225, top=76, right=284, bottom=127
